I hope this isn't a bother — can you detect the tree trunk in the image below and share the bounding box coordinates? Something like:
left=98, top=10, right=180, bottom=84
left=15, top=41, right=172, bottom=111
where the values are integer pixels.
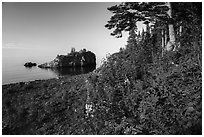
left=166, top=2, right=176, bottom=51
left=161, top=29, right=164, bottom=56
left=141, top=28, right=145, bottom=40
left=165, top=28, right=168, bottom=46
left=177, top=25, right=182, bottom=49
left=146, top=23, right=150, bottom=34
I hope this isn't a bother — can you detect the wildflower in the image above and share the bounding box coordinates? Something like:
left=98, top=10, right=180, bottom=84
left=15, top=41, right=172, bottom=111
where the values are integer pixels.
left=124, top=77, right=130, bottom=85
left=171, top=61, right=178, bottom=67
left=85, top=103, right=93, bottom=116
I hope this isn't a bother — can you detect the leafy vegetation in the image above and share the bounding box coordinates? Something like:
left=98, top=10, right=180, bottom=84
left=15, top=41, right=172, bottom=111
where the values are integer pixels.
left=94, top=2, right=202, bottom=135
left=2, top=2, right=201, bottom=135
left=92, top=33, right=201, bottom=134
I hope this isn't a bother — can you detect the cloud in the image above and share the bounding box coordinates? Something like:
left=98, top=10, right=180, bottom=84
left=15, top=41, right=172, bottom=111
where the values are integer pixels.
left=2, top=43, right=29, bottom=50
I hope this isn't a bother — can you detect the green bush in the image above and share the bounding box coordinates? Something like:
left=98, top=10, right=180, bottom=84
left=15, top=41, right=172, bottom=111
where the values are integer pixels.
left=91, top=20, right=202, bottom=134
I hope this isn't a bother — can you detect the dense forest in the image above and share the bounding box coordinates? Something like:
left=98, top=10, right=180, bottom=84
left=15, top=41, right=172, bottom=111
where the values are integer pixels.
left=94, top=2, right=202, bottom=134
left=2, top=2, right=202, bottom=135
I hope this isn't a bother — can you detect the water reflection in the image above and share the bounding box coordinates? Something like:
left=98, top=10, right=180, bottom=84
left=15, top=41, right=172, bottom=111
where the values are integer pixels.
left=39, top=65, right=96, bottom=76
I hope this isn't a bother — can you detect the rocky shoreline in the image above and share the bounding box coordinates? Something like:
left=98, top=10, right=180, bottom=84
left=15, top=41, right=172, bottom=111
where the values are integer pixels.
left=2, top=48, right=100, bottom=134
left=2, top=72, right=99, bottom=134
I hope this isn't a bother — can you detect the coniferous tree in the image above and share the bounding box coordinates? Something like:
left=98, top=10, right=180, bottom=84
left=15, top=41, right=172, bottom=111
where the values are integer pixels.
left=165, top=2, right=176, bottom=51
left=105, top=2, right=201, bottom=53
left=127, top=28, right=137, bottom=46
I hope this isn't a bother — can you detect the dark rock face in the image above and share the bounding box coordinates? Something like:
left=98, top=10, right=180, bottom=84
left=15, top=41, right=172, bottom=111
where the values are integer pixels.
left=24, top=62, right=37, bottom=67
left=38, top=50, right=96, bottom=68
left=42, top=65, right=96, bottom=76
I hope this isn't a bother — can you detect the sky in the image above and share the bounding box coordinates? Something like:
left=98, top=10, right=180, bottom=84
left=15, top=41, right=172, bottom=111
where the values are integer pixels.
left=2, top=2, right=128, bottom=61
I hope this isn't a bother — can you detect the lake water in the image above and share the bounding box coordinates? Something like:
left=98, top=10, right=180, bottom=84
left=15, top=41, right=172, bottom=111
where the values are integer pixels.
left=2, top=55, right=103, bottom=85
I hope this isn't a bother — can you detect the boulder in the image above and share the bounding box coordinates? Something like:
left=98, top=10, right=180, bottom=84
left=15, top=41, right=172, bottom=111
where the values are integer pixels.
left=24, top=62, right=37, bottom=67
left=38, top=49, right=96, bottom=68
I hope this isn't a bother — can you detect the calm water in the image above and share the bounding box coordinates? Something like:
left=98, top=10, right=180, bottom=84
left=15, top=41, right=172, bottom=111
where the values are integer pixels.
left=2, top=55, right=102, bottom=85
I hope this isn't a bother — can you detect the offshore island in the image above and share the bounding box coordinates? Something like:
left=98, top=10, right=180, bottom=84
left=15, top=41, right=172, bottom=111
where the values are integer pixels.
left=38, top=48, right=96, bottom=68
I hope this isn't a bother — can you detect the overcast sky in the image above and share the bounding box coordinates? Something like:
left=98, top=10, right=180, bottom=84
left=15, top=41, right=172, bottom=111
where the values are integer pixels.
left=3, top=2, right=130, bottom=60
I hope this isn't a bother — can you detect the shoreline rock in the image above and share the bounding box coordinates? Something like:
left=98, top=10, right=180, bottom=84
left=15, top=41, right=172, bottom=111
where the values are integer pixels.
left=24, top=62, right=37, bottom=67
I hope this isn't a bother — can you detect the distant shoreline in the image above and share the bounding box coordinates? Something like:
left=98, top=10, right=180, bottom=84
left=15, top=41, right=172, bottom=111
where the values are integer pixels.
left=2, top=64, right=98, bottom=85
left=2, top=77, right=58, bottom=86
left=2, top=55, right=102, bottom=85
